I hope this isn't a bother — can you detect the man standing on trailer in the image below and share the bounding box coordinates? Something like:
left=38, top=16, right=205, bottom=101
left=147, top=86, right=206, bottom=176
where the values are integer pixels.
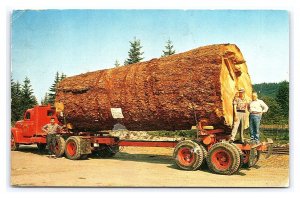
left=42, top=117, right=62, bottom=155
left=249, top=92, right=269, bottom=144
left=230, top=88, right=249, bottom=143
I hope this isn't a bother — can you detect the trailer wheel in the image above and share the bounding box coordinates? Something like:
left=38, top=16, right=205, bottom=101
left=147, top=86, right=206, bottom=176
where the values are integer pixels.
left=37, top=143, right=47, bottom=151
left=11, top=133, right=19, bottom=151
left=193, top=140, right=208, bottom=169
left=230, top=143, right=243, bottom=170
left=173, top=140, right=204, bottom=171
left=52, top=136, right=66, bottom=157
left=243, top=149, right=261, bottom=168
left=96, top=145, right=119, bottom=158
left=65, top=136, right=82, bottom=160
left=206, top=142, right=241, bottom=175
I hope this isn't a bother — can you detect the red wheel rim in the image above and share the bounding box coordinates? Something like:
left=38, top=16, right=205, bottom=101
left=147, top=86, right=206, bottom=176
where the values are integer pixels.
left=243, top=151, right=250, bottom=164
left=177, top=147, right=195, bottom=166
left=66, top=141, right=77, bottom=156
left=211, top=149, right=232, bottom=170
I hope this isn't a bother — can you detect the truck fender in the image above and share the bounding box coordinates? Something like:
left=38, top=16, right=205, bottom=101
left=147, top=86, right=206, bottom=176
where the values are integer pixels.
left=11, top=127, right=22, bottom=142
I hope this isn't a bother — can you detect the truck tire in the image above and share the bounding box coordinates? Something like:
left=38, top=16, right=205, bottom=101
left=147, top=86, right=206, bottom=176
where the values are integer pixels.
left=65, top=136, right=82, bottom=160
left=96, top=145, right=119, bottom=158
left=206, top=142, right=241, bottom=175
left=173, top=140, right=204, bottom=171
left=11, top=133, right=19, bottom=151
left=37, top=143, right=47, bottom=151
left=243, top=149, right=261, bottom=168
left=230, top=143, right=243, bottom=170
left=52, top=136, right=66, bottom=158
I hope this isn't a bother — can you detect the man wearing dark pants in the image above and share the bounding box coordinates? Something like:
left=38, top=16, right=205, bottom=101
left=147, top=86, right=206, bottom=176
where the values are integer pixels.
left=249, top=92, right=269, bottom=144
left=42, top=117, right=62, bottom=155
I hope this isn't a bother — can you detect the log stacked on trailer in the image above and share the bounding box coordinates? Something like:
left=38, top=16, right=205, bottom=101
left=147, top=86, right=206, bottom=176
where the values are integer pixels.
left=56, top=44, right=252, bottom=132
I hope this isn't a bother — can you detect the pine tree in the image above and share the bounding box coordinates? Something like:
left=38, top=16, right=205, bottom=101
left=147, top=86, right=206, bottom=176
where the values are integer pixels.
left=124, top=37, right=144, bottom=65
left=20, top=76, right=38, bottom=114
left=60, top=72, right=67, bottom=81
left=162, top=39, right=176, bottom=57
left=114, top=60, right=120, bottom=67
left=46, top=72, right=67, bottom=105
left=11, top=78, right=23, bottom=123
left=48, top=72, right=60, bottom=105
left=41, top=92, right=49, bottom=105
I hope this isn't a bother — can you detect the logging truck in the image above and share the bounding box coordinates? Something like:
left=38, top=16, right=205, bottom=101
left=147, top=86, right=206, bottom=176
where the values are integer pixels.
left=11, top=44, right=273, bottom=175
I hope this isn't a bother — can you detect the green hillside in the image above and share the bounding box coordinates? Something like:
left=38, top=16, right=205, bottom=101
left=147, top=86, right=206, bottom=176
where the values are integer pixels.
left=253, top=82, right=281, bottom=98
left=252, top=81, right=289, bottom=125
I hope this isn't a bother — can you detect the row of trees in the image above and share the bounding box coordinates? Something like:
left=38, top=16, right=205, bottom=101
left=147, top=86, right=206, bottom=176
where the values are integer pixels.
left=255, top=81, right=289, bottom=125
left=11, top=72, right=66, bottom=123
left=115, top=38, right=176, bottom=67
left=11, top=77, right=38, bottom=123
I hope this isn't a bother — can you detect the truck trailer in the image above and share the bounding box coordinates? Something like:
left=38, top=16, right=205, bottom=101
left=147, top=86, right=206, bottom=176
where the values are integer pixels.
left=11, top=44, right=273, bottom=175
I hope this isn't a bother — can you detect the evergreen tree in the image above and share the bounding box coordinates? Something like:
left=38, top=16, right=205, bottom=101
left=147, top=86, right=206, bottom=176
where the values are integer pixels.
left=46, top=72, right=67, bottom=105
left=260, top=96, right=284, bottom=125
left=11, top=78, right=23, bottom=123
left=41, top=92, right=49, bottom=105
left=275, top=81, right=289, bottom=118
left=48, top=72, right=60, bottom=105
left=20, top=76, right=38, bottom=114
left=60, top=72, right=67, bottom=81
left=124, top=37, right=144, bottom=65
left=161, top=39, right=176, bottom=57
left=114, top=60, right=120, bottom=67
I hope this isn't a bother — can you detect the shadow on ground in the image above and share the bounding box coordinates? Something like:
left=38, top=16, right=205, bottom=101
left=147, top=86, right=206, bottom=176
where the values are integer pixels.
left=92, top=151, right=174, bottom=165
left=12, top=145, right=49, bottom=155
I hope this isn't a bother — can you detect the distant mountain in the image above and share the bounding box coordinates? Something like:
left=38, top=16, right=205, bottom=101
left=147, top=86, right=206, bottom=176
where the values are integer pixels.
left=253, top=81, right=288, bottom=98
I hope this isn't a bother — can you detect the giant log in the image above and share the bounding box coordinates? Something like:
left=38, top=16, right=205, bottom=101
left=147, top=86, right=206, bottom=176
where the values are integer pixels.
left=56, top=44, right=252, bottom=132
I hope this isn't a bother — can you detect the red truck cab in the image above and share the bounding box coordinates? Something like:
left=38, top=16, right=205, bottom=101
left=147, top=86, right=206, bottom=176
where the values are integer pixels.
left=11, top=104, right=60, bottom=150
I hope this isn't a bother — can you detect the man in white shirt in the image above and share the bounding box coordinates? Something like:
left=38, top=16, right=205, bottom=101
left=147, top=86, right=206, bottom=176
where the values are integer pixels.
left=249, top=92, right=269, bottom=144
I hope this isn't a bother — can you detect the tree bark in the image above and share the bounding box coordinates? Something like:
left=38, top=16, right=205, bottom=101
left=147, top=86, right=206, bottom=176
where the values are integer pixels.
left=56, top=44, right=252, bottom=132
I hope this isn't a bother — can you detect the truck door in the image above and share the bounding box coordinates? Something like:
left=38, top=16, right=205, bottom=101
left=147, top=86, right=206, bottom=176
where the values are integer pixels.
left=22, top=111, right=35, bottom=137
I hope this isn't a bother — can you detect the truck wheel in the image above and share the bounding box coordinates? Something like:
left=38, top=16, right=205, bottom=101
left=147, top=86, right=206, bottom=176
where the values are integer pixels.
left=11, top=133, right=19, bottom=151
left=37, top=143, right=47, bottom=151
left=65, top=136, right=82, bottom=160
left=52, top=136, right=66, bottom=158
left=206, top=142, right=241, bottom=175
left=173, top=140, right=204, bottom=171
left=96, top=145, right=119, bottom=158
left=243, top=149, right=261, bottom=168
left=193, top=140, right=208, bottom=169
left=230, top=143, right=243, bottom=170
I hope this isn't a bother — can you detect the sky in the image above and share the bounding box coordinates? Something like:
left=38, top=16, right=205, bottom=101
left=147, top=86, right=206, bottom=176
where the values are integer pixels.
left=11, top=10, right=289, bottom=102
